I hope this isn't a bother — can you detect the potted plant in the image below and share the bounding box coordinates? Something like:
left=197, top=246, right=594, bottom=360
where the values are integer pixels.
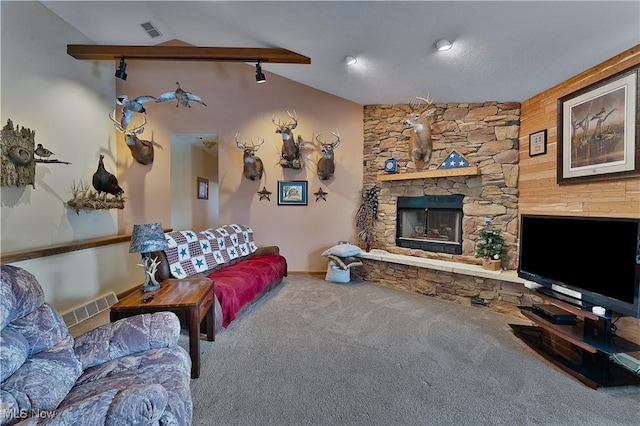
left=475, top=218, right=506, bottom=270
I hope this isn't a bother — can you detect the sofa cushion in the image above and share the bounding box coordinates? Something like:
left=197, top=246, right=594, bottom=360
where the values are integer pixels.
left=322, top=243, right=362, bottom=258
left=165, top=224, right=257, bottom=279
left=210, top=254, right=287, bottom=327
left=1, top=266, right=45, bottom=330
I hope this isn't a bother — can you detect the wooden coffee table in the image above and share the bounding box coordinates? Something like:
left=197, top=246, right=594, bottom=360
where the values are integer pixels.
left=110, top=276, right=214, bottom=379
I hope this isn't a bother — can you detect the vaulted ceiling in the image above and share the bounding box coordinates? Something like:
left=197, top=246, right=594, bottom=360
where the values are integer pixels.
left=41, top=1, right=640, bottom=105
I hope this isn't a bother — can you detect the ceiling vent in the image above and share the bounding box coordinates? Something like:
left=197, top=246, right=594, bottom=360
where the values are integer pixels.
left=140, top=21, right=162, bottom=38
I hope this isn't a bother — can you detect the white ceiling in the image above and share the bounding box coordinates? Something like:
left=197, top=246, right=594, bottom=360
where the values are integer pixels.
left=41, top=1, right=640, bottom=106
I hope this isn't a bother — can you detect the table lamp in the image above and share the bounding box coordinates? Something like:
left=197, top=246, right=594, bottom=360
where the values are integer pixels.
left=129, top=222, right=168, bottom=292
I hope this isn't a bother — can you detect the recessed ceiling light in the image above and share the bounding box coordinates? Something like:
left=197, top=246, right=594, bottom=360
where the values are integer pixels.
left=345, top=55, right=357, bottom=65
left=435, top=39, right=453, bottom=51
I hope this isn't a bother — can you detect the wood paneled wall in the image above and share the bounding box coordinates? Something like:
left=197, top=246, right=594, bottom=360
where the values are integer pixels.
left=519, top=45, right=640, bottom=218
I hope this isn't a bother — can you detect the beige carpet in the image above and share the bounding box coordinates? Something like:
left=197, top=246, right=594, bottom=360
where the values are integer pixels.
left=71, top=275, right=640, bottom=426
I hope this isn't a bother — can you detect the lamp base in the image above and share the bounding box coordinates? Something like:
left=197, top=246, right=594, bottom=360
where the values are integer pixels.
left=142, top=281, right=160, bottom=293
left=141, top=274, right=161, bottom=293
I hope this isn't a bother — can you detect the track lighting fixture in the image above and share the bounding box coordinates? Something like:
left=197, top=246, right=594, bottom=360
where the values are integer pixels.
left=115, top=58, right=127, bottom=80
left=255, top=61, right=266, bottom=84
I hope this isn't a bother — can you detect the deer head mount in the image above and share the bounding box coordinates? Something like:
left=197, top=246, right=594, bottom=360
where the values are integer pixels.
left=404, top=95, right=436, bottom=163
left=272, top=110, right=303, bottom=169
left=316, top=130, right=341, bottom=181
left=235, top=133, right=264, bottom=181
left=109, top=110, right=154, bottom=165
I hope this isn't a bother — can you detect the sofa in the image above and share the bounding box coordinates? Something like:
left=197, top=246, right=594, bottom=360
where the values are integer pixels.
left=152, top=224, right=287, bottom=329
left=0, top=265, right=192, bottom=426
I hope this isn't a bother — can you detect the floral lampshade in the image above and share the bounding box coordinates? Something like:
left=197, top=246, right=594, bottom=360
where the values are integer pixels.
left=129, top=223, right=168, bottom=254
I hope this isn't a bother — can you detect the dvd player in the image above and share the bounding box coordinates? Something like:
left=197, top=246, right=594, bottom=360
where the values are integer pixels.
left=532, top=304, right=577, bottom=325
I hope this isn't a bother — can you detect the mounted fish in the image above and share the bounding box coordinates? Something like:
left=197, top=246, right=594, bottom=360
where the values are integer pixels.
left=404, top=95, right=436, bottom=163
left=272, top=111, right=303, bottom=169
left=109, top=110, right=154, bottom=165
left=316, top=130, right=341, bottom=180
left=235, top=133, right=264, bottom=181
left=156, top=82, right=207, bottom=108
left=116, top=94, right=156, bottom=129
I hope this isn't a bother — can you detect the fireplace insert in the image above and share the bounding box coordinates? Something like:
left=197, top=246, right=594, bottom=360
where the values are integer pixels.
left=396, top=194, right=464, bottom=254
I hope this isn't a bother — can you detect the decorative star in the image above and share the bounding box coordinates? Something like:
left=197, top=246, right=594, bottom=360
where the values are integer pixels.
left=314, top=188, right=328, bottom=202
left=258, top=186, right=272, bottom=201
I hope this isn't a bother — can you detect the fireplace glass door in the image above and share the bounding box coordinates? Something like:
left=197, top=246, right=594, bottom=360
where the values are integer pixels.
left=396, top=195, right=464, bottom=254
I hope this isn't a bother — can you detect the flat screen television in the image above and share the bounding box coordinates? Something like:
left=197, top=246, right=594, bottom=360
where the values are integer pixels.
left=518, top=214, right=640, bottom=318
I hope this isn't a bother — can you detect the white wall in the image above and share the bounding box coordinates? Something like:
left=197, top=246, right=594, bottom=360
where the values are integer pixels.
left=1, top=1, right=141, bottom=312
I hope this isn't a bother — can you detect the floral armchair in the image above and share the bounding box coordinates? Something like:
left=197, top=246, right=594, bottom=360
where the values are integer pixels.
left=0, top=265, right=192, bottom=425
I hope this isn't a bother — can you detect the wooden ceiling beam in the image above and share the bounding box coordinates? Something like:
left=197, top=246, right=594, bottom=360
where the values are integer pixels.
left=67, top=44, right=311, bottom=64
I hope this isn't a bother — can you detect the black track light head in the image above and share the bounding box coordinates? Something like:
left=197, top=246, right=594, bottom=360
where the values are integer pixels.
left=115, top=58, right=127, bottom=80
left=255, top=61, right=266, bottom=84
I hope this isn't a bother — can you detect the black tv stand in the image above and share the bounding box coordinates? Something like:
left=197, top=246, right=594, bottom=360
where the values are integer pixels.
left=510, top=293, right=640, bottom=388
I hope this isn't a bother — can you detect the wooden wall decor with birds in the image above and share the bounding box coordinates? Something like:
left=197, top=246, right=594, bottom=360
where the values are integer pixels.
left=1, top=119, right=70, bottom=188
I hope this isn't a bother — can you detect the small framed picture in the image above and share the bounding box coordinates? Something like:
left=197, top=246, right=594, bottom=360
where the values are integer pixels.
left=529, top=129, right=547, bottom=157
left=277, top=180, right=308, bottom=206
left=197, top=177, right=209, bottom=200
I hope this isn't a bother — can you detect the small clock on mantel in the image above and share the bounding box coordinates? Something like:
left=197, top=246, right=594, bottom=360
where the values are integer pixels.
left=384, top=158, right=397, bottom=173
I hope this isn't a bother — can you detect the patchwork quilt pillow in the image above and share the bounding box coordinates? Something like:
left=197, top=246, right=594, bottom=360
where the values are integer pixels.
left=165, top=224, right=257, bottom=279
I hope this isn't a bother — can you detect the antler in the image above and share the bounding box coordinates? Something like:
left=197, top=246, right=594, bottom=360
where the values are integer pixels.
left=109, top=110, right=124, bottom=132
left=235, top=133, right=246, bottom=150
left=410, top=93, right=434, bottom=110
left=272, top=110, right=298, bottom=129
left=109, top=110, right=146, bottom=133
left=316, top=129, right=341, bottom=148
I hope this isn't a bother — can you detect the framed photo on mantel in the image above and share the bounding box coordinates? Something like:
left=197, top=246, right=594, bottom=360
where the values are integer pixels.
left=557, top=64, right=640, bottom=184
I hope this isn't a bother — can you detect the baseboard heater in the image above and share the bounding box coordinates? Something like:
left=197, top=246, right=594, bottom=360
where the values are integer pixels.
left=61, top=292, right=118, bottom=328
left=532, top=304, right=577, bottom=325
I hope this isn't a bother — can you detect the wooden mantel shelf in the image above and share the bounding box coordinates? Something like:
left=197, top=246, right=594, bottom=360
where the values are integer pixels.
left=67, top=44, right=311, bottom=64
left=376, top=167, right=480, bottom=181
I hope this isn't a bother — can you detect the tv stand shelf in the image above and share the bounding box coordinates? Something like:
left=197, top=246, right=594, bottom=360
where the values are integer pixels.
left=511, top=298, right=640, bottom=388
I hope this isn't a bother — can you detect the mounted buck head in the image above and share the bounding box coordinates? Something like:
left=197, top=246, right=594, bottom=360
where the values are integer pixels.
left=316, top=130, right=341, bottom=180
left=404, top=95, right=436, bottom=163
left=272, top=110, right=302, bottom=168
left=109, top=110, right=154, bottom=165
left=235, top=133, right=264, bottom=181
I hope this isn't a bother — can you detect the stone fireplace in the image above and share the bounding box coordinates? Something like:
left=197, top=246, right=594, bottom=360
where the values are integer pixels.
left=360, top=101, right=522, bottom=270
left=396, top=194, right=464, bottom=254
left=353, top=101, right=526, bottom=317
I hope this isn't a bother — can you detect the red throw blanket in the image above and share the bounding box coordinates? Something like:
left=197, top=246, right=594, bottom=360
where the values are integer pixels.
left=207, top=254, right=287, bottom=327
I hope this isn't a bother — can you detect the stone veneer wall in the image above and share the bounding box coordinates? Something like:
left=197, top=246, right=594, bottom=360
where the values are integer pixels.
left=362, top=102, right=521, bottom=270
left=352, top=259, right=539, bottom=318
left=356, top=101, right=525, bottom=316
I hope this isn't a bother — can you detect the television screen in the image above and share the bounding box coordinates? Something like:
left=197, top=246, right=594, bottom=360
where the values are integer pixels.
left=518, top=215, right=640, bottom=318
